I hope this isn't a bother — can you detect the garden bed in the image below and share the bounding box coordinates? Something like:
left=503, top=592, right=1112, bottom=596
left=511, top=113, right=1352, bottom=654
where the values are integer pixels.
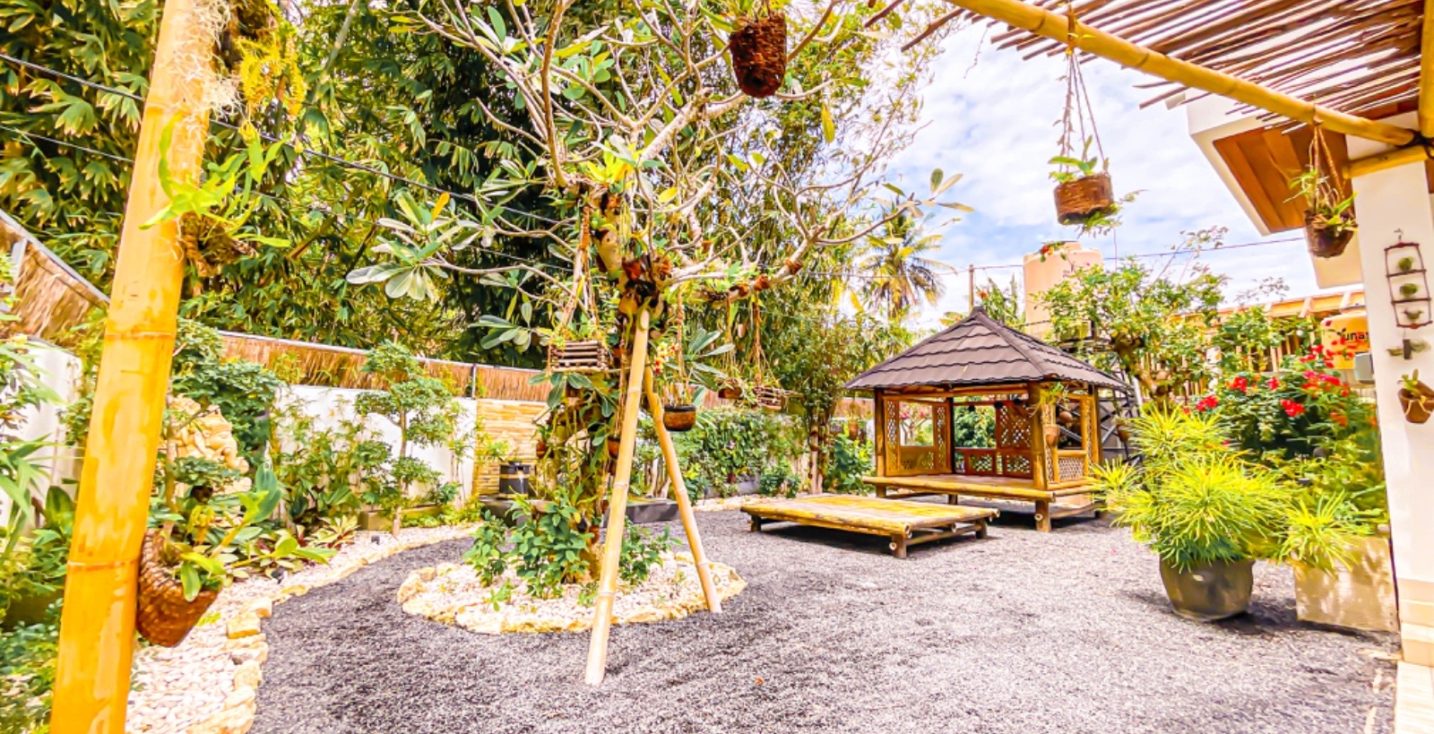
left=396, top=554, right=745, bottom=634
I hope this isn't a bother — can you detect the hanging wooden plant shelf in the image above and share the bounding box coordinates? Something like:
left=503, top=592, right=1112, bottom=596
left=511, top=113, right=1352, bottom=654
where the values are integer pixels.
left=135, top=531, right=218, bottom=647
left=1054, top=173, right=1115, bottom=225
left=754, top=386, right=788, bottom=411
left=1385, top=241, right=1432, bottom=329
left=548, top=340, right=610, bottom=374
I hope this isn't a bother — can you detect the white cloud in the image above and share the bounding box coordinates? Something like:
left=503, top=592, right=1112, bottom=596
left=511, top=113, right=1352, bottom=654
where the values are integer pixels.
left=879, top=25, right=1325, bottom=329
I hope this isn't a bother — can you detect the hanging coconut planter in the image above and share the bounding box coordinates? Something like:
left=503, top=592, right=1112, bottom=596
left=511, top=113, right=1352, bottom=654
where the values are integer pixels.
left=606, top=434, right=622, bottom=459
left=728, top=11, right=787, bottom=98
left=135, top=531, right=219, bottom=647
left=1400, top=372, right=1434, bottom=424
left=663, top=404, right=698, bottom=432
left=718, top=380, right=745, bottom=400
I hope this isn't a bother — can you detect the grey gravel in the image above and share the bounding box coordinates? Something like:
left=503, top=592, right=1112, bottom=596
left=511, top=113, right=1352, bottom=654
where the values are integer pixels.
left=254, top=507, right=1397, bottom=734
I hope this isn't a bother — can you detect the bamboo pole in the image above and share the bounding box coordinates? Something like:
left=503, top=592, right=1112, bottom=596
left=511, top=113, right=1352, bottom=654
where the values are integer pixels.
left=941, top=0, right=1417, bottom=147
left=1348, top=143, right=1429, bottom=178
left=584, top=307, right=651, bottom=686
left=1421, top=0, right=1434, bottom=138
left=641, top=369, right=720, bottom=613
left=49, top=0, right=210, bottom=729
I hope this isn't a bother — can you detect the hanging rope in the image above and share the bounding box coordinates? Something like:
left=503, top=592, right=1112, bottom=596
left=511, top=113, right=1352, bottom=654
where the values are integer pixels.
left=1056, top=2, right=1106, bottom=170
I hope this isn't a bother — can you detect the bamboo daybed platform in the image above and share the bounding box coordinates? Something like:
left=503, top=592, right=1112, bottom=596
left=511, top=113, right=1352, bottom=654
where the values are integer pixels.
left=742, top=495, right=996, bottom=558
left=844, top=308, right=1131, bottom=532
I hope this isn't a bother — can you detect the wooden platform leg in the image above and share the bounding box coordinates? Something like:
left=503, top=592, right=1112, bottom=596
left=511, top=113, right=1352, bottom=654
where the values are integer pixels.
left=1034, top=500, right=1052, bottom=533
left=643, top=369, right=720, bottom=614
left=874, top=485, right=887, bottom=499
left=946, top=493, right=959, bottom=505
left=749, top=515, right=762, bottom=532
left=976, top=521, right=988, bottom=539
left=890, top=533, right=908, bottom=559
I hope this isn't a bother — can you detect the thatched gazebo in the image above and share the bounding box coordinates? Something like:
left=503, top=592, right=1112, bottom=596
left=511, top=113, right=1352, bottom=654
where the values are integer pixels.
left=846, top=308, right=1129, bottom=531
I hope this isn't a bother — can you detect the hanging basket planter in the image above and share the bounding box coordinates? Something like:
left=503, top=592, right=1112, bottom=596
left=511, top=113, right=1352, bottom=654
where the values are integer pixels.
left=663, top=404, right=698, bottom=432
left=135, top=531, right=219, bottom=647
left=1305, top=213, right=1355, bottom=259
left=1044, top=423, right=1061, bottom=445
left=1400, top=377, right=1434, bottom=424
left=728, top=13, right=787, bottom=98
left=718, top=381, right=744, bottom=400
left=606, top=434, right=622, bottom=459
left=1054, top=173, right=1115, bottom=225
left=753, top=386, right=787, bottom=411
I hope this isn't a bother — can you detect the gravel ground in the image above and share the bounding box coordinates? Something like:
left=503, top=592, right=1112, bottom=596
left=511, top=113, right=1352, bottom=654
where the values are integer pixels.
left=254, top=507, right=1397, bottom=734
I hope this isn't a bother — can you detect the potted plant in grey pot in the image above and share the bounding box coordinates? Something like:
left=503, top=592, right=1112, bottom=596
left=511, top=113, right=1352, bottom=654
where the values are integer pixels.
left=1093, top=408, right=1291, bottom=621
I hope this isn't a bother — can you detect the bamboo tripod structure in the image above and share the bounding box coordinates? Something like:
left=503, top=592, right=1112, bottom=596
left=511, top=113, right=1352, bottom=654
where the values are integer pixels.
left=584, top=307, right=722, bottom=685
left=48, top=0, right=210, bottom=729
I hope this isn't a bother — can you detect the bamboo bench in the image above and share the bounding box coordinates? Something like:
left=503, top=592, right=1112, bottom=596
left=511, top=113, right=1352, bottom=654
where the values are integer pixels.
left=742, top=494, right=996, bottom=558
left=862, top=474, right=1100, bottom=533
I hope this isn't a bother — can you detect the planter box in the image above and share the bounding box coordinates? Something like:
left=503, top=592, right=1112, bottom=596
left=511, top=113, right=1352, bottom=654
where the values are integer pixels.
left=626, top=497, right=678, bottom=525
left=358, top=504, right=444, bottom=532
left=1294, top=535, right=1398, bottom=633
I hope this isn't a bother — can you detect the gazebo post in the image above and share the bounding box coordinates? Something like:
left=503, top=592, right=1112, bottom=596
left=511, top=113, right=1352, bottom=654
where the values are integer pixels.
left=49, top=0, right=211, bottom=729
left=873, top=388, right=887, bottom=481
left=1027, top=383, right=1052, bottom=532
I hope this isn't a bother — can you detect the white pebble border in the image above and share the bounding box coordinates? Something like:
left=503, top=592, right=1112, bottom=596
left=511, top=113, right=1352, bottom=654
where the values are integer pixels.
left=692, top=495, right=772, bottom=512
left=397, top=552, right=745, bottom=634
left=125, top=526, right=472, bottom=734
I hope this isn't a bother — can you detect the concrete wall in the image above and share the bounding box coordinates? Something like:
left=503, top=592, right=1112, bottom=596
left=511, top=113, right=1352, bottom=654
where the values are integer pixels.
left=0, top=343, right=83, bottom=523
left=1022, top=244, right=1104, bottom=337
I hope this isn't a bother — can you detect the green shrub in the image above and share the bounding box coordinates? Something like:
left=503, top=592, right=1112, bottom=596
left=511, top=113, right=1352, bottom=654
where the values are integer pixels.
left=0, top=621, right=57, bottom=734
left=619, top=525, right=672, bottom=586
left=463, top=512, right=509, bottom=585
left=670, top=408, right=804, bottom=501
left=826, top=435, right=873, bottom=494
left=509, top=497, right=591, bottom=598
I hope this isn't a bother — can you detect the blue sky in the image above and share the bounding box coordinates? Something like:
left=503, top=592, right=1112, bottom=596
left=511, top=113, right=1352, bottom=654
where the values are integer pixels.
left=883, top=25, right=1321, bottom=328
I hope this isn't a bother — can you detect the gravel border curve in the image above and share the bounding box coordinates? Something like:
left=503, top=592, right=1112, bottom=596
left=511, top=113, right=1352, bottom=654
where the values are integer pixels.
left=253, top=509, right=1398, bottom=734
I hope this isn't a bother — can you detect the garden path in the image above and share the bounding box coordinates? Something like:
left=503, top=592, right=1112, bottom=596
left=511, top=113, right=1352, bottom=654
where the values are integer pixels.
left=254, top=508, right=1396, bottom=733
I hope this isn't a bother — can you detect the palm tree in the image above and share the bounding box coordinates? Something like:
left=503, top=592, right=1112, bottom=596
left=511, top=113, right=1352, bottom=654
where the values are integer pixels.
left=861, top=213, right=950, bottom=322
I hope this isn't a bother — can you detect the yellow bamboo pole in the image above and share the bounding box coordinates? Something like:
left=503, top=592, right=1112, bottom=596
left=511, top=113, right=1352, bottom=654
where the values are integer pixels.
left=584, top=307, right=651, bottom=686
left=1420, top=0, right=1434, bottom=137
left=941, top=0, right=1416, bottom=147
left=641, top=368, right=720, bottom=614
left=49, top=0, right=210, bottom=729
left=1348, top=143, right=1428, bottom=178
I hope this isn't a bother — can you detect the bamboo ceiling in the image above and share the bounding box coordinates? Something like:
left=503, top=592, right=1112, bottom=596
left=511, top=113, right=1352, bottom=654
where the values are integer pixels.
left=925, top=0, right=1425, bottom=121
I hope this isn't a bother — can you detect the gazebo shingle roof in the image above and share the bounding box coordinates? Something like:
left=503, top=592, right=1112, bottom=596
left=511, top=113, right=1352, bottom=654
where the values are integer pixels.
left=845, top=308, right=1129, bottom=391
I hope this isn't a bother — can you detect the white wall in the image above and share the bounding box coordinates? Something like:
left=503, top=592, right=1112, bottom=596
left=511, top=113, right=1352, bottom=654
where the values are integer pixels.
left=2, top=343, right=83, bottom=524
left=282, top=385, right=482, bottom=503
left=1346, top=114, right=1434, bottom=657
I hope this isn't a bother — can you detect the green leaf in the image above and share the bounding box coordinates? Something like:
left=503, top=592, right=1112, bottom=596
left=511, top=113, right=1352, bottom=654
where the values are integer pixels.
left=820, top=103, right=836, bottom=144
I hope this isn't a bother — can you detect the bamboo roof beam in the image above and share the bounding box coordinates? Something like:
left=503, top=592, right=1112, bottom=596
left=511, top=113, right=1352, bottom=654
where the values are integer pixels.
left=940, top=0, right=1418, bottom=146
left=1421, top=0, right=1434, bottom=136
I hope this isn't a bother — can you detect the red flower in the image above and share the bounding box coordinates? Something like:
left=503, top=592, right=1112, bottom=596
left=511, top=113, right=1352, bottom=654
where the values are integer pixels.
left=1195, top=395, right=1219, bottom=412
left=1331, top=412, right=1349, bottom=427
left=1229, top=376, right=1249, bottom=393
left=1311, top=344, right=1325, bottom=354
left=1267, top=377, right=1280, bottom=390
left=1281, top=398, right=1306, bottom=418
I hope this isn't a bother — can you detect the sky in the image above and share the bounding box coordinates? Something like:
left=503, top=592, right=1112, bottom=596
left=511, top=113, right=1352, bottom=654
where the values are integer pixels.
left=882, top=24, right=1325, bottom=329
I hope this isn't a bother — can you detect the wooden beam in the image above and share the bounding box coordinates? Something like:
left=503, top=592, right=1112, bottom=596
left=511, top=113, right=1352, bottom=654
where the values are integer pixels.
left=1421, top=0, right=1434, bottom=137
left=49, top=0, right=211, bottom=729
left=943, top=0, right=1417, bottom=147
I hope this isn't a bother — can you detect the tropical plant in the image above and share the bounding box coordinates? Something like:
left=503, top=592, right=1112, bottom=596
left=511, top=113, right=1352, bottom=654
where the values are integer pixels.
left=355, top=342, right=457, bottom=534
left=668, top=409, right=805, bottom=501
left=825, top=435, right=873, bottom=495
left=1042, top=258, right=1223, bottom=401
left=1094, top=409, right=1292, bottom=570
left=860, top=211, right=950, bottom=322
left=1290, top=167, right=1356, bottom=239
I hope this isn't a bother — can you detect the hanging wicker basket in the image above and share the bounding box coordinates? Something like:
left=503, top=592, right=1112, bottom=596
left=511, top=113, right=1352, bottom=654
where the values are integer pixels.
left=663, top=404, right=698, bottom=432
left=718, top=382, right=744, bottom=400
left=135, top=531, right=219, bottom=647
left=753, top=386, right=787, bottom=411
left=1304, top=213, right=1355, bottom=259
left=547, top=340, right=610, bottom=374
left=728, top=13, right=787, bottom=98
left=1054, top=173, right=1115, bottom=225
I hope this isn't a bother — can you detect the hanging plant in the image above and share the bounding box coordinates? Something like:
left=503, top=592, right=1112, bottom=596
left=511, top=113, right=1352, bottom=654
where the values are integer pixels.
left=1049, top=23, right=1127, bottom=235
left=725, top=0, right=788, bottom=98
left=1290, top=127, right=1357, bottom=259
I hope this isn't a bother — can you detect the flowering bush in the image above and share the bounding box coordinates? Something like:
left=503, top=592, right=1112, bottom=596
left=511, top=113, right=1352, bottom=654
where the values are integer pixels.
left=1195, top=345, right=1372, bottom=461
